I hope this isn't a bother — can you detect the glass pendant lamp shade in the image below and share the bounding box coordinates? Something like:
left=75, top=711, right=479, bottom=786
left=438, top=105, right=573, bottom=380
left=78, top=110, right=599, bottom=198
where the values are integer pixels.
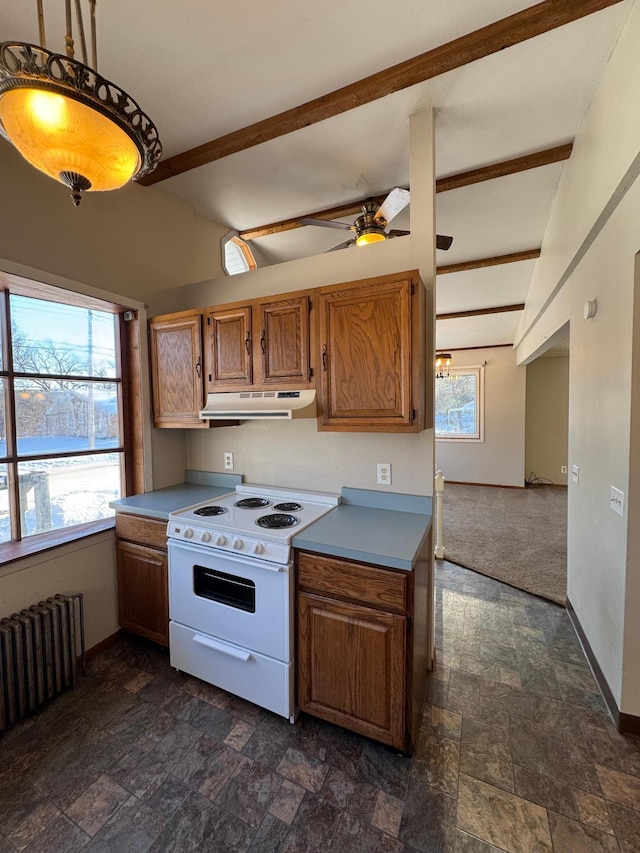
left=0, top=2, right=161, bottom=206
left=0, top=88, right=141, bottom=192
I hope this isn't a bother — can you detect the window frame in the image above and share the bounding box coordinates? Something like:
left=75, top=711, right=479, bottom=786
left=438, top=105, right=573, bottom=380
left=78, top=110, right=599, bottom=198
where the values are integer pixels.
left=0, top=275, right=142, bottom=563
left=221, top=230, right=257, bottom=276
left=435, top=364, right=485, bottom=442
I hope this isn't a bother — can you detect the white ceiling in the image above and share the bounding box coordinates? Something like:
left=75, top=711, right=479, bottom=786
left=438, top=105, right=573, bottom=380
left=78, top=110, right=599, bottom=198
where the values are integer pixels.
left=2, top=0, right=633, bottom=349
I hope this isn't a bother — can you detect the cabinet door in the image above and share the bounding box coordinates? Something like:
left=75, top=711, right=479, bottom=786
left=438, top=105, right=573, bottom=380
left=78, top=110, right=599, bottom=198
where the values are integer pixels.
left=255, top=294, right=311, bottom=386
left=298, top=591, right=406, bottom=749
left=207, top=305, right=253, bottom=388
left=318, top=275, right=418, bottom=431
left=116, top=540, right=168, bottom=646
left=149, top=311, right=205, bottom=427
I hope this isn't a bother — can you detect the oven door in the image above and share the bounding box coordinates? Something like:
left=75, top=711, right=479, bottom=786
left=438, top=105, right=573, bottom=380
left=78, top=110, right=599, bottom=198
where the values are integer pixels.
left=168, top=539, right=292, bottom=662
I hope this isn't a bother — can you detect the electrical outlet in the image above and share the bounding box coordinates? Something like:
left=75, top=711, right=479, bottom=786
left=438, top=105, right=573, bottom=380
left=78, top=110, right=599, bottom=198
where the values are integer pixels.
left=610, top=486, right=624, bottom=517
left=377, top=463, right=391, bottom=486
left=224, top=452, right=234, bottom=470
left=561, top=465, right=568, bottom=474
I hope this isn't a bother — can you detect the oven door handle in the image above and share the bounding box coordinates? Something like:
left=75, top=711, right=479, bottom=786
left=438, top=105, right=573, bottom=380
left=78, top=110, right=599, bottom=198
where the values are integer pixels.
left=192, top=633, right=252, bottom=662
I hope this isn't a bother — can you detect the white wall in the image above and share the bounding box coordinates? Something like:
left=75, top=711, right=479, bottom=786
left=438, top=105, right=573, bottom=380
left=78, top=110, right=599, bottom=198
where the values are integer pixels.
left=515, top=0, right=640, bottom=715
left=525, top=355, right=569, bottom=485
left=0, top=139, right=230, bottom=648
left=434, top=346, right=526, bottom=488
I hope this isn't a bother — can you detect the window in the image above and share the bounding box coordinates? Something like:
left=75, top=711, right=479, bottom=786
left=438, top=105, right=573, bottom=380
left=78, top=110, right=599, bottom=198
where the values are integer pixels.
left=221, top=231, right=257, bottom=276
left=0, top=287, right=129, bottom=546
left=435, top=366, right=484, bottom=441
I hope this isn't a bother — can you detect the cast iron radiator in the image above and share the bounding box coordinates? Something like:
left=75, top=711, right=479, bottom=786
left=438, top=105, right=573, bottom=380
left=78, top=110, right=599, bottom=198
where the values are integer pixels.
left=0, top=593, right=85, bottom=732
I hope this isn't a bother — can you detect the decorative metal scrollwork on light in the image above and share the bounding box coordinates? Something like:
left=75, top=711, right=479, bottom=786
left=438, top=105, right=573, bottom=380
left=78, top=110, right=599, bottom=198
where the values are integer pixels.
left=0, top=2, right=162, bottom=205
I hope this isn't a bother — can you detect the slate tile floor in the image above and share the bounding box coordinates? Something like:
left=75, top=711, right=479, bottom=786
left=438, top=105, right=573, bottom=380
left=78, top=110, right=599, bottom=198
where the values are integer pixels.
left=2, top=560, right=640, bottom=851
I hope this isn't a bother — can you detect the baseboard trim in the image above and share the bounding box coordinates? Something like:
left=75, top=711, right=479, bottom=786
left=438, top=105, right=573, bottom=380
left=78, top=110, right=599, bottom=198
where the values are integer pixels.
left=445, top=480, right=525, bottom=490
left=566, top=599, right=640, bottom=735
left=84, top=629, right=124, bottom=664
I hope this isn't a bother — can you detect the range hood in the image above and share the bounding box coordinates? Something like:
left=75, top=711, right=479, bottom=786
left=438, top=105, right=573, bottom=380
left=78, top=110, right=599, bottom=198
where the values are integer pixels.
left=199, top=389, right=317, bottom=420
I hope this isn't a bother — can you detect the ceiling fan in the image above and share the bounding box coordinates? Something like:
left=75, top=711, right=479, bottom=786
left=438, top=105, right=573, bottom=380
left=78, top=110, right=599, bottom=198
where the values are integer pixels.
left=297, top=187, right=453, bottom=252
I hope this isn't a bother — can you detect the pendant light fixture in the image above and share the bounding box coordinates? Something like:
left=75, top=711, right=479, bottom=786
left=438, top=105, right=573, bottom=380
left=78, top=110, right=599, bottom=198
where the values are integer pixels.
left=435, top=352, right=452, bottom=379
left=0, top=1, right=162, bottom=206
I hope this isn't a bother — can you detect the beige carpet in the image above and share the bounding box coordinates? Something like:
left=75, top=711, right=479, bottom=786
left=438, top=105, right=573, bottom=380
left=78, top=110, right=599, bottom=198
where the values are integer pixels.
left=440, top=483, right=567, bottom=605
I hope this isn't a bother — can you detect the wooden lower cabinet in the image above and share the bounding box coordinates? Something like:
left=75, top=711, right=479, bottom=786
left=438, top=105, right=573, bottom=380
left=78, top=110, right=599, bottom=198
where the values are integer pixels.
left=115, top=514, right=169, bottom=646
left=298, top=592, right=406, bottom=748
left=296, top=545, right=429, bottom=754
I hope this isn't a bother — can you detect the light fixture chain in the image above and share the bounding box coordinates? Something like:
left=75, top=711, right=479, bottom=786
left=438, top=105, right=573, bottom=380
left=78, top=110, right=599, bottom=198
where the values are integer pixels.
left=64, top=0, right=75, bottom=59
left=36, top=0, right=46, bottom=49
left=89, top=0, right=97, bottom=70
left=74, top=0, right=89, bottom=66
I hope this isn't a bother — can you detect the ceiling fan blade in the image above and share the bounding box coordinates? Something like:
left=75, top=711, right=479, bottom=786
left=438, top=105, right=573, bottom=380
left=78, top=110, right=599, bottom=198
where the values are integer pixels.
left=388, top=230, right=453, bottom=250
left=373, top=187, right=410, bottom=226
left=437, top=234, right=453, bottom=250
left=297, top=216, right=352, bottom=231
left=326, top=239, right=356, bottom=252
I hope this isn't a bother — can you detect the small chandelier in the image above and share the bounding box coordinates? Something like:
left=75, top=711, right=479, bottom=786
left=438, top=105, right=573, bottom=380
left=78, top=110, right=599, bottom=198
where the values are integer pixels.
left=435, top=352, right=452, bottom=379
left=0, top=1, right=161, bottom=206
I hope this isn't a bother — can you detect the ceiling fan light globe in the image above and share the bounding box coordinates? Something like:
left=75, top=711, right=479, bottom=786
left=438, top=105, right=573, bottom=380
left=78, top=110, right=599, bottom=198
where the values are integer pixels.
left=355, top=229, right=386, bottom=246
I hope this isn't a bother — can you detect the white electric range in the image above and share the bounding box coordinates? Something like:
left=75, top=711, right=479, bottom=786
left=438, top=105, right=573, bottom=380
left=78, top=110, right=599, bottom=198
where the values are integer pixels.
left=166, top=484, right=340, bottom=721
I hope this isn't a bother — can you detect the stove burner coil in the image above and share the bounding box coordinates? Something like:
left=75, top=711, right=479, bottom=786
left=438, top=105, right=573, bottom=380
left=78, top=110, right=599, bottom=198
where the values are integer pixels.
left=235, top=497, right=272, bottom=509
left=193, top=505, right=228, bottom=517
left=273, top=502, right=303, bottom=512
left=256, top=513, right=300, bottom=529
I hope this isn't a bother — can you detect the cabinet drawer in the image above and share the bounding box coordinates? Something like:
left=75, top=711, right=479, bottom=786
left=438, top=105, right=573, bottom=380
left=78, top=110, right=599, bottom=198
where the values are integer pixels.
left=297, top=552, right=407, bottom=614
left=115, top=513, right=168, bottom=550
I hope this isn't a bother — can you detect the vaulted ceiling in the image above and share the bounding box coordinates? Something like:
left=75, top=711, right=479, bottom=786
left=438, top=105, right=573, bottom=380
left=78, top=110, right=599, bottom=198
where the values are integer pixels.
left=3, top=0, right=633, bottom=350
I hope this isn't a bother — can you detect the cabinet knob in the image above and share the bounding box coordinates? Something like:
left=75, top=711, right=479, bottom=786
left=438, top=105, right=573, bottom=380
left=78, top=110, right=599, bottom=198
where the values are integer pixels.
left=195, top=356, right=201, bottom=378
left=244, top=332, right=251, bottom=355
left=322, top=344, right=327, bottom=372
left=260, top=330, right=266, bottom=354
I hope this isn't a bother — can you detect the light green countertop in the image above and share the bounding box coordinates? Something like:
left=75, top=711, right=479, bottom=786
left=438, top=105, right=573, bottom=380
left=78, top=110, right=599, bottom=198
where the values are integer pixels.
left=292, top=487, right=432, bottom=571
left=109, top=471, right=242, bottom=520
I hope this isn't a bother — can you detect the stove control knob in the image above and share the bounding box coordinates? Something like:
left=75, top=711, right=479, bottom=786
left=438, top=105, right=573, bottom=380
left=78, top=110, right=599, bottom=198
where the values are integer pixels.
left=253, top=543, right=265, bottom=555
left=215, top=534, right=227, bottom=546
left=200, top=531, right=211, bottom=543
left=183, top=528, right=194, bottom=539
left=233, top=538, right=243, bottom=550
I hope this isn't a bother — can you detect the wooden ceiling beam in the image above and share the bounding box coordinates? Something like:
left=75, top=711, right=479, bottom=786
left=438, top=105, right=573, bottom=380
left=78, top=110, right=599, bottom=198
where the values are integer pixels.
left=437, top=249, right=541, bottom=275
left=140, top=0, right=619, bottom=185
left=435, top=144, right=572, bottom=193
left=438, top=343, right=515, bottom=351
left=240, top=141, right=571, bottom=242
left=437, top=303, right=525, bottom=320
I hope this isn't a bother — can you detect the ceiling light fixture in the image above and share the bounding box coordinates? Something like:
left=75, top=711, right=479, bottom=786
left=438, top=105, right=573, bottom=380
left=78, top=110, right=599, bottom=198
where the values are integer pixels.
left=354, top=201, right=388, bottom=246
left=0, top=0, right=161, bottom=206
left=435, top=352, right=452, bottom=379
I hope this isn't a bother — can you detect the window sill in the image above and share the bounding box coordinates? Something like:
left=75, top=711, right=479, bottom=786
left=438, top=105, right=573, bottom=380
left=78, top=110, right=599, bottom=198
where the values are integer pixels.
left=0, top=518, right=115, bottom=568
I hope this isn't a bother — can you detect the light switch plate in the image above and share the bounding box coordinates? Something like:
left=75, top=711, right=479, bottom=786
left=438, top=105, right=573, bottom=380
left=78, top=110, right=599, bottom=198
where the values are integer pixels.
left=610, top=486, right=624, bottom=517
left=571, top=465, right=580, bottom=484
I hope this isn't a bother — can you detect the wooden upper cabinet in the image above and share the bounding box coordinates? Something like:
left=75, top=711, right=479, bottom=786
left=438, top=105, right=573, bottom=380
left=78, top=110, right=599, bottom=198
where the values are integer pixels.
left=149, top=309, right=207, bottom=428
left=206, top=291, right=313, bottom=392
left=317, top=271, right=425, bottom=432
left=207, top=304, right=253, bottom=387
left=256, top=294, right=311, bottom=386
